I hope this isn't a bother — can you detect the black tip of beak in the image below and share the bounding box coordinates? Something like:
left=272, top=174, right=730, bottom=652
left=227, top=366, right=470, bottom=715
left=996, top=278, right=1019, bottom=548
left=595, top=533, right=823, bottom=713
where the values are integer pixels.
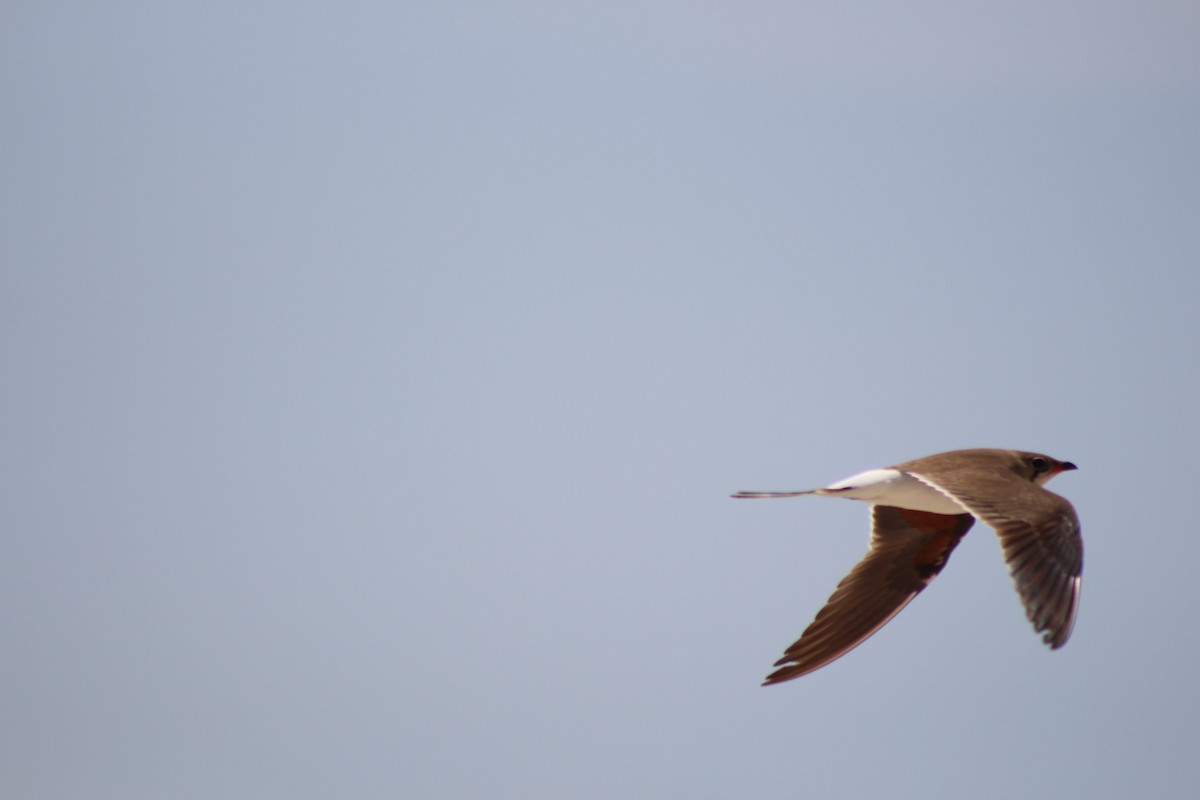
left=1060, top=461, right=1078, bottom=471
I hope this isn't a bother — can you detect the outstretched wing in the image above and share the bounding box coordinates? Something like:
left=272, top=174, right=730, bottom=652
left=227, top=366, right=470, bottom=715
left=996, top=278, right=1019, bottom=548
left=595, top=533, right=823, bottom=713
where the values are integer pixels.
left=907, top=469, right=1082, bottom=649
left=764, top=507, right=975, bottom=685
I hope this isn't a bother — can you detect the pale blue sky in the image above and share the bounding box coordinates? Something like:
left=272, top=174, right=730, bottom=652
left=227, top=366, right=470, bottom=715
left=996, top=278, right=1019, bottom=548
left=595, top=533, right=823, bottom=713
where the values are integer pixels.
left=3, top=3, right=1198, bottom=798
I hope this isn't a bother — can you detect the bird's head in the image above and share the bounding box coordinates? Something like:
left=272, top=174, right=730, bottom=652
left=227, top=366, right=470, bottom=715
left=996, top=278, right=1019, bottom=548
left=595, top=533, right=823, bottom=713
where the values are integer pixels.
left=1017, top=452, right=1078, bottom=486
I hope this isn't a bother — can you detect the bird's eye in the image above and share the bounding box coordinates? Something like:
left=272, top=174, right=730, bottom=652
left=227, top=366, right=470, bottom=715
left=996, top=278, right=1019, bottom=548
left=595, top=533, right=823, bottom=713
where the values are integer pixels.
left=1030, top=457, right=1050, bottom=472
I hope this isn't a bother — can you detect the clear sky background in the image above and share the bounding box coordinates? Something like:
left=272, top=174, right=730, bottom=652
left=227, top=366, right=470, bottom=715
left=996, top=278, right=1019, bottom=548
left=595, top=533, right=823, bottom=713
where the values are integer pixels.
left=3, top=3, right=1198, bottom=798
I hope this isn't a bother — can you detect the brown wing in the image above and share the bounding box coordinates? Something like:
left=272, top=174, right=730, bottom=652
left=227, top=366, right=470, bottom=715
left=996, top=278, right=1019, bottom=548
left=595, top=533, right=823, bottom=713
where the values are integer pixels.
left=764, top=507, right=974, bottom=685
left=906, top=468, right=1083, bottom=649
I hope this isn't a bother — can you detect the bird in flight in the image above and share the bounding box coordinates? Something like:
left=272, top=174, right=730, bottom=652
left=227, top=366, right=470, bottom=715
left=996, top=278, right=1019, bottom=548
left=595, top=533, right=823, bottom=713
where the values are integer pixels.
left=733, top=448, right=1083, bottom=685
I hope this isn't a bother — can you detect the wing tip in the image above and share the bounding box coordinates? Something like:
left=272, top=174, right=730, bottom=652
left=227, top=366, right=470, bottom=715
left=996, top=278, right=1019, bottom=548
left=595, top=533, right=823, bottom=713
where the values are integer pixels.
left=761, top=664, right=807, bottom=686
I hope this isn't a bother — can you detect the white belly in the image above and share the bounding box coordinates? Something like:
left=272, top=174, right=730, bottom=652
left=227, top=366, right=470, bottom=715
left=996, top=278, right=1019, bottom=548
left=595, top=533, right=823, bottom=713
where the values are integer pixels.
left=817, top=468, right=966, bottom=515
